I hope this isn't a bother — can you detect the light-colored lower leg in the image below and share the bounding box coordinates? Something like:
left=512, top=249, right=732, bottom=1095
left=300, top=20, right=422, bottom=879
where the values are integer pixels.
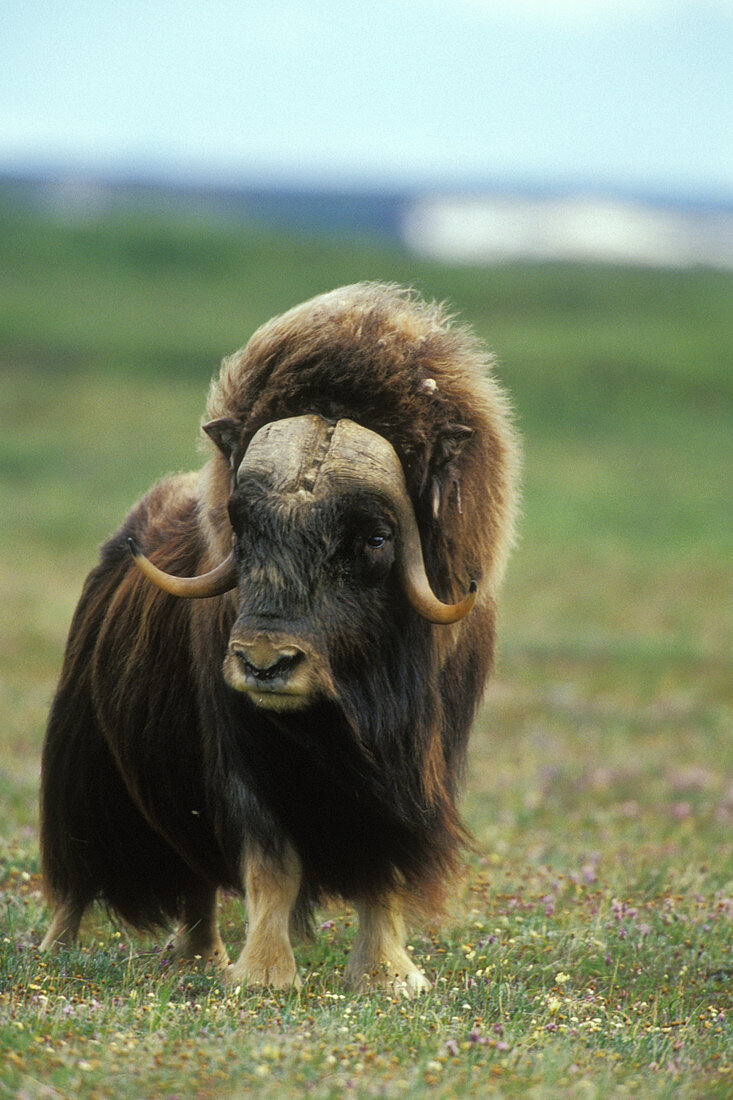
left=168, top=884, right=229, bottom=971
left=344, top=895, right=431, bottom=997
left=39, top=898, right=84, bottom=951
left=226, top=843, right=302, bottom=990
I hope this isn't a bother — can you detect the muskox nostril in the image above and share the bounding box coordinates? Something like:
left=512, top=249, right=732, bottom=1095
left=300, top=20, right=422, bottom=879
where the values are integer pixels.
left=231, top=644, right=251, bottom=670
left=230, top=643, right=303, bottom=683
left=270, top=653, right=302, bottom=676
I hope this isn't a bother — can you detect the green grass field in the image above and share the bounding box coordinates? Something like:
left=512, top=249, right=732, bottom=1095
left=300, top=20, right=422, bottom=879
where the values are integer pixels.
left=1, top=198, right=731, bottom=1098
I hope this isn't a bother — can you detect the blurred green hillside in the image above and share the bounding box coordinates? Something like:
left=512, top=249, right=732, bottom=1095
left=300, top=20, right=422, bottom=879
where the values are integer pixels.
left=2, top=200, right=730, bottom=623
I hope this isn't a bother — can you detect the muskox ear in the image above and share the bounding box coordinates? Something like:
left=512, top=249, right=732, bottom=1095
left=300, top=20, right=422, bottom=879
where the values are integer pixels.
left=433, top=423, right=473, bottom=472
left=427, top=424, right=473, bottom=519
left=202, top=417, right=243, bottom=464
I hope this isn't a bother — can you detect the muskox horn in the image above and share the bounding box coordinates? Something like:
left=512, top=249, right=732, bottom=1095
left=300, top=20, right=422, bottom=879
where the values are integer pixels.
left=127, top=539, right=237, bottom=598
left=323, top=419, right=478, bottom=625
left=390, top=489, right=478, bottom=625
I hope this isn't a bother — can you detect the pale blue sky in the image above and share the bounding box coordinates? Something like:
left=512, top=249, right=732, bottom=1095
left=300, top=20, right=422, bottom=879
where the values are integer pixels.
left=2, top=0, right=732, bottom=198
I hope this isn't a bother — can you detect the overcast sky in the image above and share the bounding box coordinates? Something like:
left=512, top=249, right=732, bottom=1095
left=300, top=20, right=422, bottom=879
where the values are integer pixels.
left=2, top=0, right=732, bottom=199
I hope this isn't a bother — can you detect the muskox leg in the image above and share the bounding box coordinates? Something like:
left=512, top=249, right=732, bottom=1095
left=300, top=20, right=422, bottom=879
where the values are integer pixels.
left=344, top=896, right=432, bottom=998
left=226, top=843, right=302, bottom=990
left=167, top=883, right=229, bottom=971
left=39, top=897, right=85, bottom=952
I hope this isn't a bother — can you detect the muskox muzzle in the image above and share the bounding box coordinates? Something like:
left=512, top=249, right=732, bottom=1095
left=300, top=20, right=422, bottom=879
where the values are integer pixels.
left=223, top=632, right=321, bottom=712
left=128, top=415, right=477, bottom=625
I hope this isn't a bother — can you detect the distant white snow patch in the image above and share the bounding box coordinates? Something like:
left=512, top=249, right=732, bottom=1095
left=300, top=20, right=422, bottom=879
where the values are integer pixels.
left=402, top=194, right=733, bottom=268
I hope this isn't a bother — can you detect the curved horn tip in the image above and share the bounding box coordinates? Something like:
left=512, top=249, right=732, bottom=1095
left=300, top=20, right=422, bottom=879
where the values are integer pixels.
left=126, top=538, right=237, bottom=599
left=440, top=580, right=478, bottom=624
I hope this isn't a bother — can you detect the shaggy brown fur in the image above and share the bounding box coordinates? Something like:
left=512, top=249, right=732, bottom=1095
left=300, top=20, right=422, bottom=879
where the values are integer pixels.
left=40, top=283, right=519, bottom=989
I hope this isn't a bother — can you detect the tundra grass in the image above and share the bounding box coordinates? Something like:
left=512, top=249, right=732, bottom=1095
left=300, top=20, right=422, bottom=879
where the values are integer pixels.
left=0, top=200, right=731, bottom=1097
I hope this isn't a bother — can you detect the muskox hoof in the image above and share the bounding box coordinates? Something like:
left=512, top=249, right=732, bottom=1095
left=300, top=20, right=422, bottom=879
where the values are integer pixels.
left=166, top=929, right=230, bottom=972
left=225, top=948, right=302, bottom=991
left=344, top=959, right=432, bottom=999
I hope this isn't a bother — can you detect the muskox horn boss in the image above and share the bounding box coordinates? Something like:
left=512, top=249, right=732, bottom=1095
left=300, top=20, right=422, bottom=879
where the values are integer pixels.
left=128, top=414, right=478, bottom=624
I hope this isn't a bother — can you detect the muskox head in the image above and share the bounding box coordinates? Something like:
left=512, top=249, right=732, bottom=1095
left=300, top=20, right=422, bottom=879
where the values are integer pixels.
left=129, top=414, right=476, bottom=713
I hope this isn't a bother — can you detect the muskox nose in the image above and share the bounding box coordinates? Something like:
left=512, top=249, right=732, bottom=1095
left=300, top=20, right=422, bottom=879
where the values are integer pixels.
left=229, top=639, right=304, bottom=683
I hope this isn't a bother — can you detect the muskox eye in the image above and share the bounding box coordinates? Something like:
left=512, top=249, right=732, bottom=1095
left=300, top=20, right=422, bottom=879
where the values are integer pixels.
left=366, top=532, right=389, bottom=549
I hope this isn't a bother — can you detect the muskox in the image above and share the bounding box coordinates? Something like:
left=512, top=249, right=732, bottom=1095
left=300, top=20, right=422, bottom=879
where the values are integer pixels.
left=40, top=283, right=519, bottom=995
